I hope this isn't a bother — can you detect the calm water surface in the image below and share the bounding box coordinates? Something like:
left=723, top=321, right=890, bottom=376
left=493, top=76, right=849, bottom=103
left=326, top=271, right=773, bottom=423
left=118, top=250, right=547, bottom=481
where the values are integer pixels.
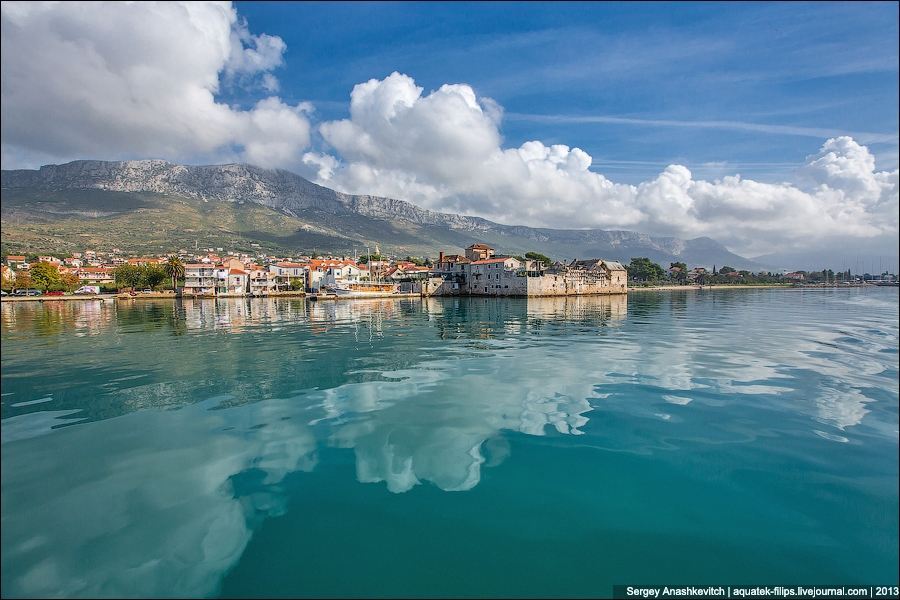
left=1, top=290, right=898, bottom=597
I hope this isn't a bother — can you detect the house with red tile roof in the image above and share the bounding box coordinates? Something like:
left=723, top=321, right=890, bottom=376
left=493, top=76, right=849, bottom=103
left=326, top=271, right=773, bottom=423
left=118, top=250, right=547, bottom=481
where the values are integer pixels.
left=5, top=255, right=27, bottom=269
left=223, top=268, right=249, bottom=295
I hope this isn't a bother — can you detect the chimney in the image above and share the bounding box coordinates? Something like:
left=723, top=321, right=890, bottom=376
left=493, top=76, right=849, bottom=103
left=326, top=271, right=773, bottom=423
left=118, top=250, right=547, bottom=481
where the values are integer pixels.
left=438, top=251, right=444, bottom=264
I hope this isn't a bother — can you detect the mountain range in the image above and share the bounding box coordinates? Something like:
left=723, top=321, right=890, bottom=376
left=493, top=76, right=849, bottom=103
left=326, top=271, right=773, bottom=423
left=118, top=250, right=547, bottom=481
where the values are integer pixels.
left=1, top=159, right=758, bottom=268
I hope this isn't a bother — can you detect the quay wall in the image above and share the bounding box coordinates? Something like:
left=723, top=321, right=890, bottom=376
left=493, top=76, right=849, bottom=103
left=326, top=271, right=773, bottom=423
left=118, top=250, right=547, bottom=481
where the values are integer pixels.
left=422, top=273, right=627, bottom=297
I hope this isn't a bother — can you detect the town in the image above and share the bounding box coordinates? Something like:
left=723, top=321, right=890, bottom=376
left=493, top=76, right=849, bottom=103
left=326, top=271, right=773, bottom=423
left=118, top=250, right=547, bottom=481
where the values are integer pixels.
left=1, top=242, right=897, bottom=299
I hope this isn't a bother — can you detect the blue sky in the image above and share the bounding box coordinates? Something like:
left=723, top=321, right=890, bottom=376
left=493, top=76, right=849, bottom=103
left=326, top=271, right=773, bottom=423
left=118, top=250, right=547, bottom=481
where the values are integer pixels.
left=234, top=1, right=898, bottom=183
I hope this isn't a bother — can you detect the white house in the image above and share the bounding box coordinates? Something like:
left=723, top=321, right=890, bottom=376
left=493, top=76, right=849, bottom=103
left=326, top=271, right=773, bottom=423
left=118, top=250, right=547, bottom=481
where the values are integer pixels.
left=221, top=268, right=249, bottom=295
left=183, top=264, right=218, bottom=295
left=269, top=262, right=309, bottom=290
left=248, top=266, right=277, bottom=295
left=321, top=263, right=368, bottom=288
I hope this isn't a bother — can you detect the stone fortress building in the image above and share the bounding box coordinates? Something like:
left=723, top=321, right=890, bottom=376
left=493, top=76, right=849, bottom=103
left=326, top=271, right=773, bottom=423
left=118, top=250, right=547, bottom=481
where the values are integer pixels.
left=425, top=244, right=627, bottom=297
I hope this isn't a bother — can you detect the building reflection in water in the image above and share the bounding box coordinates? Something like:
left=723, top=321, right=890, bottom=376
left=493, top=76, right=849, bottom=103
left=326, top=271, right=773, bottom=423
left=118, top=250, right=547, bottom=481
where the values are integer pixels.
left=2, top=294, right=627, bottom=336
left=0, top=294, right=630, bottom=597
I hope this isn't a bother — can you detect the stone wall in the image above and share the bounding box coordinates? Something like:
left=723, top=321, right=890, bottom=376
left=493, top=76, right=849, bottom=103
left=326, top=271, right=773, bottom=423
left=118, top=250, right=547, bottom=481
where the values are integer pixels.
left=426, top=270, right=627, bottom=297
left=526, top=273, right=625, bottom=296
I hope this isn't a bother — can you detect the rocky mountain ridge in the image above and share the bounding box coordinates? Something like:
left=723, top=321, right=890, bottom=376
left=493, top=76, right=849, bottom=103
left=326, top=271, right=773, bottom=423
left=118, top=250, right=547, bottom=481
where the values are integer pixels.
left=1, top=159, right=756, bottom=267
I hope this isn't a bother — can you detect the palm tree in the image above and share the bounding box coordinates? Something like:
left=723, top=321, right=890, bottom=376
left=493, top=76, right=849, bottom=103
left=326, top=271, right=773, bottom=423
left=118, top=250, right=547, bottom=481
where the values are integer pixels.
left=164, top=256, right=185, bottom=291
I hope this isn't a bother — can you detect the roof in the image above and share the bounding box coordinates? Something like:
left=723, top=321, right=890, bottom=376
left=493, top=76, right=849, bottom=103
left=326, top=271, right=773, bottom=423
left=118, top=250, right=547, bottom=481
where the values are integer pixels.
left=184, top=263, right=216, bottom=268
left=127, top=257, right=163, bottom=264
left=6, top=255, right=26, bottom=260
left=229, top=269, right=248, bottom=275
left=440, top=255, right=470, bottom=263
left=467, top=243, right=493, bottom=250
left=569, top=259, right=603, bottom=269
left=307, top=259, right=355, bottom=269
left=569, top=259, right=626, bottom=271
left=471, top=257, right=519, bottom=265
left=274, top=262, right=309, bottom=268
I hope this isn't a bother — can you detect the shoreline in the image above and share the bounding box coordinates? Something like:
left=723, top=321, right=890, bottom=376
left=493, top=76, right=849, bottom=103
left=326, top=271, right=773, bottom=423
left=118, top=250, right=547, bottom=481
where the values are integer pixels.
left=2, top=284, right=889, bottom=303
left=628, top=284, right=792, bottom=292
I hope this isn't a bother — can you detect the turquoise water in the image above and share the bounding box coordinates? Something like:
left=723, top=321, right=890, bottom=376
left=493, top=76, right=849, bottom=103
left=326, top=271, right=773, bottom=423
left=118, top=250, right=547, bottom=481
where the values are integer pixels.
left=1, top=290, right=897, bottom=598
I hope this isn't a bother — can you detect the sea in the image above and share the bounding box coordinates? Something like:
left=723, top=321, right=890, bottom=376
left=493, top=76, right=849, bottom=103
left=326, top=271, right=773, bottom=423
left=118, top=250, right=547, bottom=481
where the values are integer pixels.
left=1, top=288, right=897, bottom=597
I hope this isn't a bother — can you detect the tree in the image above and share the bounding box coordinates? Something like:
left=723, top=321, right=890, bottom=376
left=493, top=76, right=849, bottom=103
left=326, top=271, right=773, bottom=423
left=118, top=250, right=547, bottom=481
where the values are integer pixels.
left=60, top=272, right=81, bottom=292
left=14, top=271, right=32, bottom=291
left=628, top=257, right=666, bottom=282
left=114, top=264, right=142, bottom=291
left=163, top=256, right=185, bottom=290
left=140, top=264, right=167, bottom=290
left=719, top=265, right=736, bottom=274
left=669, top=261, right=688, bottom=283
left=29, top=262, right=61, bottom=291
left=358, top=253, right=383, bottom=264
left=525, top=251, right=553, bottom=267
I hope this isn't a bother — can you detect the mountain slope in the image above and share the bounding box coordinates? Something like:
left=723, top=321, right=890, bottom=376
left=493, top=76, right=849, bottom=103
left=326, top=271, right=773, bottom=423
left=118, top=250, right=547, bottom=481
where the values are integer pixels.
left=1, top=160, right=757, bottom=267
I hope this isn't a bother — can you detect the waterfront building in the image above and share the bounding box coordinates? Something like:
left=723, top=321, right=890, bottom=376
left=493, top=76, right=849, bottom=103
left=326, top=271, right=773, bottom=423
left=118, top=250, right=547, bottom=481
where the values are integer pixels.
left=321, top=263, right=368, bottom=289
left=269, top=261, right=309, bottom=290
left=183, top=264, right=218, bottom=295
left=468, top=257, right=524, bottom=294
left=248, top=265, right=277, bottom=295
left=306, top=259, right=360, bottom=291
left=428, top=244, right=627, bottom=296
left=386, top=265, right=431, bottom=280
left=221, top=268, right=249, bottom=295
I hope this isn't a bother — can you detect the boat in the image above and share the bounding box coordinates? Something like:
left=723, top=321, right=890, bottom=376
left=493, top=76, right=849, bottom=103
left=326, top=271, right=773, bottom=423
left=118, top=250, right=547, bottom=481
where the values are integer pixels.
left=325, top=282, right=399, bottom=297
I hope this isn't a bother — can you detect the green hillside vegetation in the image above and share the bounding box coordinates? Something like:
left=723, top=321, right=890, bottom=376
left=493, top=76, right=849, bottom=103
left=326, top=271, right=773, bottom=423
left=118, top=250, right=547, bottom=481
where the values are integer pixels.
left=1, top=186, right=751, bottom=268
left=0, top=188, right=591, bottom=260
left=1, top=188, right=478, bottom=257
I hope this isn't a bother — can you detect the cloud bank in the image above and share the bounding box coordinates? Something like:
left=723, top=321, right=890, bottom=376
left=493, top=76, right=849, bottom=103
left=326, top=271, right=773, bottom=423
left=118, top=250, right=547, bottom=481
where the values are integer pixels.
left=1, top=2, right=897, bottom=257
left=306, top=72, right=898, bottom=256
left=0, top=1, right=311, bottom=169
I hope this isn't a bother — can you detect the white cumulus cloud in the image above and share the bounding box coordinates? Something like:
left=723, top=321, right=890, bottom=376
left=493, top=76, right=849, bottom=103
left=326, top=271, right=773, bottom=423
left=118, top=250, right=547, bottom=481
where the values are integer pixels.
left=312, top=73, right=898, bottom=256
left=0, top=1, right=309, bottom=169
